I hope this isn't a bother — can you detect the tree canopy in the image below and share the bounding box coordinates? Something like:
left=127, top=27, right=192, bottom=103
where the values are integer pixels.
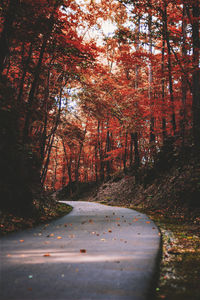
left=0, top=0, right=199, bottom=213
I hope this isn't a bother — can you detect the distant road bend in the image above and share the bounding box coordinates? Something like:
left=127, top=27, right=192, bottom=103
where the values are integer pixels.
left=0, top=201, right=161, bottom=300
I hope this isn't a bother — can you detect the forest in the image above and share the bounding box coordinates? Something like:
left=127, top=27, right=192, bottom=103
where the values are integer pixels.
left=0, top=0, right=199, bottom=214
left=0, top=1, right=200, bottom=299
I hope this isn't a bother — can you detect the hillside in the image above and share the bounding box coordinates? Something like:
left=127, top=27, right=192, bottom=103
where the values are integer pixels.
left=59, top=144, right=200, bottom=222
left=56, top=145, right=200, bottom=300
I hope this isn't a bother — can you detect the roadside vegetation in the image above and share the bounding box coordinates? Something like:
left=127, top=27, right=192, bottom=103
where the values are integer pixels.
left=0, top=198, right=72, bottom=236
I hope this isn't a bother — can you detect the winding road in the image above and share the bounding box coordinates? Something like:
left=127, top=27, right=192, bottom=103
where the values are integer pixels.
left=0, top=201, right=161, bottom=300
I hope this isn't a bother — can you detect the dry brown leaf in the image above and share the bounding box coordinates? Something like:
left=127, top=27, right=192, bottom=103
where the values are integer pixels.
left=80, top=249, right=86, bottom=253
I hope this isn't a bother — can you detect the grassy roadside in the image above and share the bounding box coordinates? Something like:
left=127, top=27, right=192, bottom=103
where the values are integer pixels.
left=0, top=200, right=73, bottom=236
left=130, top=206, right=200, bottom=300
left=95, top=198, right=200, bottom=300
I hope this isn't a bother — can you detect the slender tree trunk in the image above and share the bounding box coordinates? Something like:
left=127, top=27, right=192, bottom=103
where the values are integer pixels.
left=75, top=127, right=87, bottom=184
left=95, top=144, right=98, bottom=183
left=123, top=131, right=128, bottom=173
left=130, top=132, right=134, bottom=168
left=191, top=2, right=200, bottom=147
left=17, top=42, right=33, bottom=104
left=52, top=141, right=58, bottom=190
left=97, top=121, right=104, bottom=181
left=105, top=119, right=111, bottom=179
left=163, top=1, right=176, bottom=135
left=62, top=157, right=67, bottom=188
left=161, top=33, right=167, bottom=141
left=131, top=17, right=140, bottom=171
left=62, top=139, right=73, bottom=196
left=148, top=1, right=155, bottom=145
left=180, top=4, right=187, bottom=145
left=132, top=132, right=140, bottom=168
left=135, top=17, right=140, bottom=90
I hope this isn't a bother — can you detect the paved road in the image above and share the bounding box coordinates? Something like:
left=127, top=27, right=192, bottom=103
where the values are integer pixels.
left=0, top=201, right=161, bottom=300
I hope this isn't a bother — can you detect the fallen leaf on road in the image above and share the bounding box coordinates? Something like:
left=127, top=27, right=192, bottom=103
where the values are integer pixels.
left=19, top=240, right=24, bottom=243
left=69, top=234, right=75, bottom=238
left=108, top=229, right=112, bottom=233
left=50, top=233, right=54, bottom=237
left=117, top=224, right=120, bottom=226
left=43, top=253, right=51, bottom=257
left=80, top=249, right=86, bottom=253
left=146, top=221, right=150, bottom=224
left=101, top=238, right=106, bottom=241
left=89, top=219, right=93, bottom=223
left=57, top=236, right=62, bottom=239
left=28, top=288, right=32, bottom=291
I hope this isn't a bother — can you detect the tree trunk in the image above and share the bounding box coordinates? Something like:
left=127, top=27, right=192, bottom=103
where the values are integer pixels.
left=97, top=120, right=104, bottom=181
left=163, top=1, right=176, bottom=135
left=161, top=30, right=167, bottom=141
left=95, top=144, right=98, bottom=183
left=191, top=2, right=200, bottom=147
left=17, top=42, right=33, bottom=104
left=180, top=4, right=187, bottom=145
left=123, top=131, right=128, bottom=173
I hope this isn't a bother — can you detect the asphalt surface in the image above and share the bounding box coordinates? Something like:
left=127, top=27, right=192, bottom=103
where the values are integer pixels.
left=0, top=201, right=161, bottom=300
